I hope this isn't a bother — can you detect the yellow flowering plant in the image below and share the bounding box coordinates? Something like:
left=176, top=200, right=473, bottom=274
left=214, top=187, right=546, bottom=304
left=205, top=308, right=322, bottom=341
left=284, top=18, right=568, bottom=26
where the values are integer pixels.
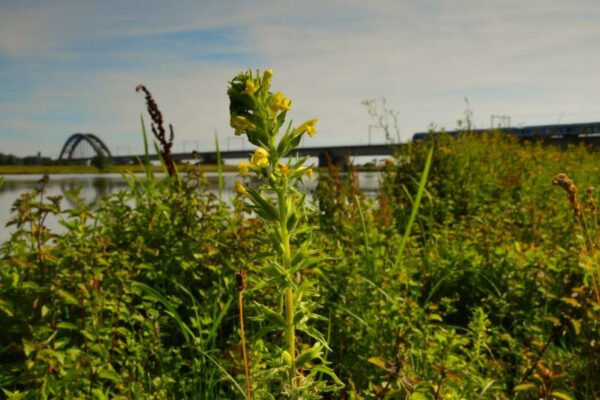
left=228, top=69, right=341, bottom=397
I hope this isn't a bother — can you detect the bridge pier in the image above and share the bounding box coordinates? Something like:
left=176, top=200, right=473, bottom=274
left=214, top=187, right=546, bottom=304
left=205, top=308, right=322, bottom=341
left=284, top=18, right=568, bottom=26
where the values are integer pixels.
left=201, top=154, right=219, bottom=165
left=318, top=151, right=350, bottom=168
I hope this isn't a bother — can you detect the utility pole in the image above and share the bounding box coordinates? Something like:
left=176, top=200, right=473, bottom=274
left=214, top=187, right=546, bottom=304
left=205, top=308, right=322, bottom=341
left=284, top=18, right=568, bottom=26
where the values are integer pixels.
left=116, top=146, right=131, bottom=156
left=182, top=140, right=199, bottom=153
left=368, top=125, right=384, bottom=146
left=491, top=115, right=511, bottom=129
left=227, top=137, right=245, bottom=151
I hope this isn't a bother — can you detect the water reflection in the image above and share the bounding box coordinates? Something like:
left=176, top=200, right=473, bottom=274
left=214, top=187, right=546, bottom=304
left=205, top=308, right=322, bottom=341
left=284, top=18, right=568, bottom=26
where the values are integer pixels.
left=58, top=176, right=123, bottom=207
left=0, top=172, right=381, bottom=242
left=0, top=174, right=129, bottom=242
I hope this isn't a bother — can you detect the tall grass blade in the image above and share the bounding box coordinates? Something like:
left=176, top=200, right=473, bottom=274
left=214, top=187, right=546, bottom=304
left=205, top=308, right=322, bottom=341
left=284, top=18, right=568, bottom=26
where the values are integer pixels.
left=133, top=282, right=246, bottom=398
left=215, top=132, right=224, bottom=202
left=140, top=114, right=153, bottom=180
left=354, top=195, right=373, bottom=278
left=393, top=146, right=433, bottom=270
left=200, top=350, right=248, bottom=399
left=133, top=281, right=194, bottom=346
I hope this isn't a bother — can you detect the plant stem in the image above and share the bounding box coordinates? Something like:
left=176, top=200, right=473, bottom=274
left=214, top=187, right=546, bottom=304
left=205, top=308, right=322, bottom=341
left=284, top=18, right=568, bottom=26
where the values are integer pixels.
left=285, top=288, right=296, bottom=387
left=278, top=190, right=296, bottom=388
left=238, top=289, right=251, bottom=399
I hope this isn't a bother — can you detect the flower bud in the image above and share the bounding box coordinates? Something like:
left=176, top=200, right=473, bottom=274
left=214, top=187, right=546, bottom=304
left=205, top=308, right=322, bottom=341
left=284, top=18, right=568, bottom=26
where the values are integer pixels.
left=245, top=79, right=259, bottom=96
left=238, top=161, right=251, bottom=176
left=230, top=115, right=255, bottom=136
left=270, top=91, right=291, bottom=113
left=306, top=168, right=314, bottom=180
left=250, top=148, right=270, bottom=168
left=234, top=181, right=248, bottom=197
left=277, top=162, right=289, bottom=175
left=295, top=119, right=318, bottom=137
left=263, top=69, right=273, bottom=90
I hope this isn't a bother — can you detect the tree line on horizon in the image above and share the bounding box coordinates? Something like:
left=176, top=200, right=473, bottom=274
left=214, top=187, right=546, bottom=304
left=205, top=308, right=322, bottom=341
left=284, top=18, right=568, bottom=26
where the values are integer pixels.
left=0, top=152, right=55, bottom=166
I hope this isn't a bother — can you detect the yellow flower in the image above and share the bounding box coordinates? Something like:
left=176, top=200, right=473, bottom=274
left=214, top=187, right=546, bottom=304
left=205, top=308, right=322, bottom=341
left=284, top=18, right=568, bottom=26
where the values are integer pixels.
left=270, top=91, right=291, bottom=112
left=238, top=161, right=251, bottom=176
left=277, top=162, right=289, bottom=175
left=245, top=79, right=259, bottom=96
left=263, top=69, right=273, bottom=90
left=230, top=116, right=255, bottom=136
left=295, top=119, right=318, bottom=137
left=250, top=147, right=270, bottom=168
left=234, top=181, right=248, bottom=197
left=306, top=168, right=314, bottom=180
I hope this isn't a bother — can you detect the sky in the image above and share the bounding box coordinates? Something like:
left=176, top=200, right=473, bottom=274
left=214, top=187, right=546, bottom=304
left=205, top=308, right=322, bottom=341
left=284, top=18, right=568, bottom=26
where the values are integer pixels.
left=1, top=0, right=599, bottom=158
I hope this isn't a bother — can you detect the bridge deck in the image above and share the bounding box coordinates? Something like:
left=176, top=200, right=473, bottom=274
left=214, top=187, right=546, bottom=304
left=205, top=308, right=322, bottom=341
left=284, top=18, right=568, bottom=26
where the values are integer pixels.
left=108, top=143, right=399, bottom=166
left=64, top=129, right=600, bottom=166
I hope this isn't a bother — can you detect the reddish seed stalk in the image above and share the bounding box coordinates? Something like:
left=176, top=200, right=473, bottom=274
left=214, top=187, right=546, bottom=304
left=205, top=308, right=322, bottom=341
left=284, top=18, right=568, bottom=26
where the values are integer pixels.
left=136, top=84, right=176, bottom=177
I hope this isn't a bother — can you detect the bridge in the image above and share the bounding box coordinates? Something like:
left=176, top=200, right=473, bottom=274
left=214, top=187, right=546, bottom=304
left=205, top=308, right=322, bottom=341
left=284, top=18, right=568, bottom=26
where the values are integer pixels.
left=58, top=133, right=397, bottom=166
left=110, top=144, right=396, bottom=167
left=59, top=121, right=600, bottom=167
left=58, top=133, right=112, bottom=161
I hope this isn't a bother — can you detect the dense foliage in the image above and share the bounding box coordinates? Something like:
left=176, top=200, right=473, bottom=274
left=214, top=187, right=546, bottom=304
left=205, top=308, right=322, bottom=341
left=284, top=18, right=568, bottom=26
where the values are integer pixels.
left=0, top=152, right=55, bottom=166
left=1, top=82, right=599, bottom=397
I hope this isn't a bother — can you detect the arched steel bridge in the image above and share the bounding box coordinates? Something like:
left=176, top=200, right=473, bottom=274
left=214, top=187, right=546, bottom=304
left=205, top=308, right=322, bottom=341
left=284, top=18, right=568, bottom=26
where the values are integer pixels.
left=58, top=133, right=112, bottom=161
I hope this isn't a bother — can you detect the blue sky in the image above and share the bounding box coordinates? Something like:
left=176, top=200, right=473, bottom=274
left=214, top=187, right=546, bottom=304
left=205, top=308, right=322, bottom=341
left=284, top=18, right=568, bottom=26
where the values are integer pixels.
left=1, top=0, right=599, bottom=157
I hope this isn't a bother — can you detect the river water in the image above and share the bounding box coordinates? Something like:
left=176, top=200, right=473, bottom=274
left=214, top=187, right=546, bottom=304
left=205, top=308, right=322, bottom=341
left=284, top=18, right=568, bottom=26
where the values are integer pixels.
left=0, top=172, right=382, bottom=243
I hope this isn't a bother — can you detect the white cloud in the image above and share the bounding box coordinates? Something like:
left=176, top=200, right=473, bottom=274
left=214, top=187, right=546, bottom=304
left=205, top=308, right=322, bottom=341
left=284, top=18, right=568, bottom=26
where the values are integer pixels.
left=1, top=0, right=600, bottom=156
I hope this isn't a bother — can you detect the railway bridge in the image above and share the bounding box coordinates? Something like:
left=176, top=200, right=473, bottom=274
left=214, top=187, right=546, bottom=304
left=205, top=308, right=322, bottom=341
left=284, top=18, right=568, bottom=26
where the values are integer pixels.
left=58, top=133, right=397, bottom=166
left=59, top=121, right=600, bottom=166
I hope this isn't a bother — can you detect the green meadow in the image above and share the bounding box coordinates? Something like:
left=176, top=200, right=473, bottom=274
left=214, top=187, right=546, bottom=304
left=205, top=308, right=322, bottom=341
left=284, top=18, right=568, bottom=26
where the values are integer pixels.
left=1, top=71, right=599, bottom=399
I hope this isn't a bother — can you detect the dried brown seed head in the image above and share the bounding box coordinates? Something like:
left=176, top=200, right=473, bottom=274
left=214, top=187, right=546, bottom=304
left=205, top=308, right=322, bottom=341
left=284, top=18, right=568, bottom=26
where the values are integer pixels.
left=236, top=270, right=247, bottom=292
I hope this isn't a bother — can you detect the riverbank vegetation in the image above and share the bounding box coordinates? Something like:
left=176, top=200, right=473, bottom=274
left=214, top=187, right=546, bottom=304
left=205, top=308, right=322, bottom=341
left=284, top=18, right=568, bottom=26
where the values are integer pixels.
left=1, top=71, right=599, bottom=399
left=0, top=163, right=237, bottom=175
left=0, top=152, right=55, bottom=167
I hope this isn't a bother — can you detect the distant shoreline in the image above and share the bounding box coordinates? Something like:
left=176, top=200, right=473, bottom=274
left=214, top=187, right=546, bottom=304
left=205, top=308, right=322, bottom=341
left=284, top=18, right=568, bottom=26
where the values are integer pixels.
left=0, top=164, right=385, bottom=175
left=0, top=164, right=237, bottom=175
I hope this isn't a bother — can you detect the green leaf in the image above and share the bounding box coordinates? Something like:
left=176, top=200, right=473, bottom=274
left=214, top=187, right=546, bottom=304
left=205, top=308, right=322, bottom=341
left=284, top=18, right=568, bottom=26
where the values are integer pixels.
left=514, top=383, right=536, bottom=391
left=309, top=364, right=343, bottom=386
left=428, top=313, right=443, bottom=322
left=246, top=188, right=279, bottom=221
left=56, top=322, right=79, bottom=330
left=2, top=389, right=27, bottom=400
left=286, top=212, right=298, bottom=231
left=367, top=356, right=387, bottom=370
left=296, top=343, right=323, bottom=368
left=570, top=318, right=581, bottom=335
left=551, top=391, right=574, bottom=400
left=56, top=289, right=79, bottom=306
left=252, top=302, right=286, bottom=327
left=98, top=369, right=122, bottom=384
left=92, top=389, right=109, bottom=400
left=80, top=330, right=95, bottom=341
left=23, top=341, right=34, bottom=357
left=0, top=298, right=14, bottom=317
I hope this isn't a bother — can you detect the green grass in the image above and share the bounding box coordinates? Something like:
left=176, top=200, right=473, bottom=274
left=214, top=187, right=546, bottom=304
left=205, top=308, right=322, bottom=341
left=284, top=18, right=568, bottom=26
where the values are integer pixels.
left=1, top=133, right=599, bottom=399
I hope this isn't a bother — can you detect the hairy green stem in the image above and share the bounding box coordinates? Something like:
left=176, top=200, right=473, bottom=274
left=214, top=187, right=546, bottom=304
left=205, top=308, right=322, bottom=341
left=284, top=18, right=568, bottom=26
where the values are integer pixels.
left=285, top=288, right=296, bottom=386
left=278, top=189, right=296, bottom=388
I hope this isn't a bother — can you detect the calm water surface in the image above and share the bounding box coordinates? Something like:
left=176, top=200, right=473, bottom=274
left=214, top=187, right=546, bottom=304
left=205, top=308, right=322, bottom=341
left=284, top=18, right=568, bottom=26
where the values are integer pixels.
left=0, top=172, right=381, bottom=243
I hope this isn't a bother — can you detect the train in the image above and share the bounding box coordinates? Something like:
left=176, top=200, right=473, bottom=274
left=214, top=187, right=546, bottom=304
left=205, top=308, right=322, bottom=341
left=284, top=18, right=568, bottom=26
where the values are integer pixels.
left=412, top=121, right=600, bottom=142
